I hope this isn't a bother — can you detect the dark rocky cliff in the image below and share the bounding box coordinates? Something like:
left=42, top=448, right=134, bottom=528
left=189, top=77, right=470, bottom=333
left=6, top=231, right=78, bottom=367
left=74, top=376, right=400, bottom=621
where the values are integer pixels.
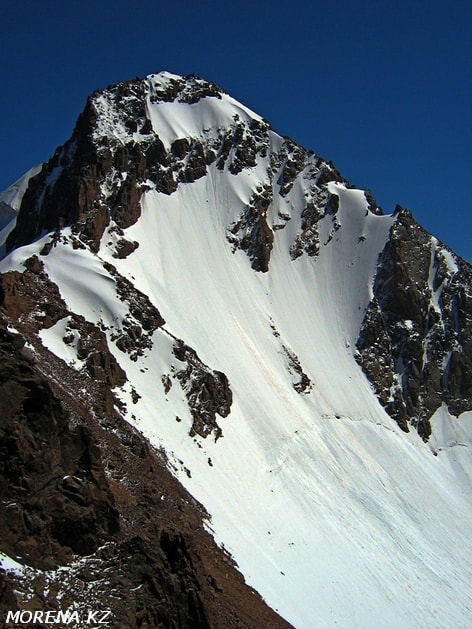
left=356, top=207, right=472, bottom=438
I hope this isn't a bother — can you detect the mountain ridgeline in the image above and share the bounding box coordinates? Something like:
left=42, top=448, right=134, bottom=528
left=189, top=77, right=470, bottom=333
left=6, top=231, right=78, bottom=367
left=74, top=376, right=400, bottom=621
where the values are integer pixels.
left=5, top=73, right=471, bottom=438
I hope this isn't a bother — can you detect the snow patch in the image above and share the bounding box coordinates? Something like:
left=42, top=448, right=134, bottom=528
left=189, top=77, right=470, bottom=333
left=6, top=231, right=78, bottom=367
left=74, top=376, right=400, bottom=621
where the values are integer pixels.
left=0, top=551, right=27, bottom=576
left=38, top=316, right=84, bottom=370
left=0, top=164, right=42, bottom=211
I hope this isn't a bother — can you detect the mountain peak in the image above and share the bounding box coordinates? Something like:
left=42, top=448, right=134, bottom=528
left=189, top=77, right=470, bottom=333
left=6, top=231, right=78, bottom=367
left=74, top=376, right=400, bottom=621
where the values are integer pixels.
left=147, top=70, right=227, bottom=100
left=4, top=71, right=471, bottom=436
left=89, top=71, right=262, bottom=151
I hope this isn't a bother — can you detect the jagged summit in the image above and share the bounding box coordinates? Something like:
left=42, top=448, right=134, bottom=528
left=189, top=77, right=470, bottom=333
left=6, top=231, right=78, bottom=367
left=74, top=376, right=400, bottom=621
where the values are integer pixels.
left=0, top=71, right=471, bottom=627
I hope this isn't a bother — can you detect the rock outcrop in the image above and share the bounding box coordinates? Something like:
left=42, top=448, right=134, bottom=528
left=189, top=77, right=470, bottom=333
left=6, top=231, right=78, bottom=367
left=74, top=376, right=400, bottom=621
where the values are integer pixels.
left=173, top=340, right=232, bottom=439
left=0, top=251, right=281, bottom=626
left=356, top=207, right=472, bottom=438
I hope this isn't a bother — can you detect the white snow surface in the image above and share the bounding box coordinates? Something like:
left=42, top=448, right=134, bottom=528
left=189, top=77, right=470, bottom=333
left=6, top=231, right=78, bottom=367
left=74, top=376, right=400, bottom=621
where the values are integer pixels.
left=38, top=316, right=85, bottom=371
left=145, top=73, right=264, bottom=148
left=0, top=551, right=27, bottom=576
left=0, top=164, right=42, bottom=211
left=0, top=79, right=471, bottom=628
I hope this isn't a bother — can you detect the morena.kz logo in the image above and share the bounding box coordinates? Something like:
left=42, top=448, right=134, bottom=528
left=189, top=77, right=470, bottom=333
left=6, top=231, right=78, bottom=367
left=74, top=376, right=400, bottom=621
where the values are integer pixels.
left=5, top=609, right=112, bottom=625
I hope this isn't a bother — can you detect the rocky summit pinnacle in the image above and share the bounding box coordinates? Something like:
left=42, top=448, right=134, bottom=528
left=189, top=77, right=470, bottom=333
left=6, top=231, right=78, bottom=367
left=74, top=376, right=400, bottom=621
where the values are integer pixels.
left=0, top=71, right=471, bottom=628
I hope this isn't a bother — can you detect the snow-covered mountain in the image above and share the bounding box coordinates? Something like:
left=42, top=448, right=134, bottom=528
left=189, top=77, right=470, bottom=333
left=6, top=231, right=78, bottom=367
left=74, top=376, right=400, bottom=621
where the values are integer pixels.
left=0, top=71, right=471, bottom=628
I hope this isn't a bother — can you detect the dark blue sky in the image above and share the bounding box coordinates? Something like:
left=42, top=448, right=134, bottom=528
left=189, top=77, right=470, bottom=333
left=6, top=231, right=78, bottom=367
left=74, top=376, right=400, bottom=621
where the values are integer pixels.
left=1, top=0, right=470, bottom=260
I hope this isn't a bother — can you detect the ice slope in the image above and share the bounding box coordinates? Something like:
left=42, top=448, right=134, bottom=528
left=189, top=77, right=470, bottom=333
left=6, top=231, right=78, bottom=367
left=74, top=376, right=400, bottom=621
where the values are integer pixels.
left=107, top=178, right=472, bottom=629
left=1, top=76, right=471, bottom=627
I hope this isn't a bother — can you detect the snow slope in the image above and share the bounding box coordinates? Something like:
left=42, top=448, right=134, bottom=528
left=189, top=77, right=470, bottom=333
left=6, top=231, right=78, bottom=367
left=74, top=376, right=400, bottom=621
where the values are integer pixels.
left=0, top=164, right=42, bottom=212
left=0, top=164, right=42, bottom=253
left=1, top=73, right=470, bottom=628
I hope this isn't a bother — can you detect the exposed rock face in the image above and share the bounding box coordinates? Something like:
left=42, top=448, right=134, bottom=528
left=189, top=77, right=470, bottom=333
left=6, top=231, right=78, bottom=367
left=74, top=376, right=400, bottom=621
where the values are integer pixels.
left=6, top=80, right=174, bottom=254
left=282, top=344, right=312, bottom=394
left=282, top=152, right=345, bottom=262
left=0, top=307, right=288, bottom=628
left=0, top=251, right=272, bottom=624
left=148, top=73, right=224, bottom=104
left=103, top=261, right=165, bottom=361
left=4, top=72, right=345, bottom=278
left=173, top=340, right=232, bottom=439
left=0, top=256, right=69, bottom=328
left=0, top=202, right=16, bottom=230
left=6, top=76, right=275, bottom=272
left=0, top=182, right=272, bottom=626
left=7, top=99, right=103, bottom=252
left=356, top=207, right=472, bottom=438
left=0, top=320, right=120, bottom=567
left=228, top=185, right=274, bottom=272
